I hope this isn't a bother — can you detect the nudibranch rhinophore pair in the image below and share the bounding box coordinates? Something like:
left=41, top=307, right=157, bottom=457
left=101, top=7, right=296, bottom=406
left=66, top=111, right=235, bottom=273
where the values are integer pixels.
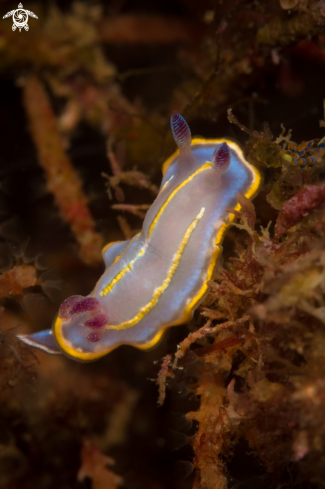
left=18, top=113, right=261, bottom=362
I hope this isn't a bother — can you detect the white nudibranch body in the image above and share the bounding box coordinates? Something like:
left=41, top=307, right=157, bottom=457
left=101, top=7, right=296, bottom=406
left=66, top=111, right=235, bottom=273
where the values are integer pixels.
left=17, top=112, right=261, bottom=362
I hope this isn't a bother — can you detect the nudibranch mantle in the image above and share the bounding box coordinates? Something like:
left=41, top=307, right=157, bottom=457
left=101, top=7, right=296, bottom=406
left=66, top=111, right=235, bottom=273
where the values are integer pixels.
left=18, top=113, right=261, bottom=362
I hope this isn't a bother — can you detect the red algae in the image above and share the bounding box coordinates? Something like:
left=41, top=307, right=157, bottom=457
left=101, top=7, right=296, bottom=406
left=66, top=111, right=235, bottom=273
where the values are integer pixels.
left=275, top=183, right=325, bottom=235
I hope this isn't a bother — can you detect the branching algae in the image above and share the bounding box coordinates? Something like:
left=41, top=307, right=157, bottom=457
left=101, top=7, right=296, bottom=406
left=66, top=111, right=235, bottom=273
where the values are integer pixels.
left=17, top=113, right=261, bottom=361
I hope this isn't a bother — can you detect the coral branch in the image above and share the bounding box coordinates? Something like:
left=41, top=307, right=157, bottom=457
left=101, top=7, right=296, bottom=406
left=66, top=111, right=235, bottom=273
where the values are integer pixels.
left=111, top=204, right=150, bottom=220
left=157, top=354, right=172, bottom=406
left=77, top=438, right=123, bottom=489
left=22, top=76, right=103, bottom=265
left=186, top=373, right=229, bottom=489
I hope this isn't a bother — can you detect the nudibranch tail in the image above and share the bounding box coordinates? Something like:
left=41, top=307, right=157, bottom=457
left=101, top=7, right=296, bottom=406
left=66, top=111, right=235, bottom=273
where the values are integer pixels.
left=171, top=112, right=191, bottom=149
left=17, top=330, right=62, bottom=355
left=212, top=142, right=231, bottom=173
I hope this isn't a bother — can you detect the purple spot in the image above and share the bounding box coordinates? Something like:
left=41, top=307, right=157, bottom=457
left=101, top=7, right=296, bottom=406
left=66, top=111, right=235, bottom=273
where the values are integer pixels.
left=212, top=142, right=230, bottom=172
left=59, top=295, right=84, bottom=319
left=86, top=332, right=102, bottom=343
left=170, top=112, right=191, bottom=148
left=85, top=313, right=109, bottom=329
left=70, top=297, right=101, bottom=315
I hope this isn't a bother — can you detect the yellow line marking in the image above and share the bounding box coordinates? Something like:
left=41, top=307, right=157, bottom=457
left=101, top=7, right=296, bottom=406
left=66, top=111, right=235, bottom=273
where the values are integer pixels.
left=160, top=174, right=174, bottom=192
left=136, top=245, right=222, bottom=352
left=100, top=163, right=212, bottom=297
left=101, top=234, right=140, bottom=269
left=101, top=241, right=118, bottom=256
left=100, top=248, right=144, bottom=297
left=147, top=163, right=211, bottom=239
left=113, top=254, right=122, bottom=264
left=106, top=207, right=205, bottom=331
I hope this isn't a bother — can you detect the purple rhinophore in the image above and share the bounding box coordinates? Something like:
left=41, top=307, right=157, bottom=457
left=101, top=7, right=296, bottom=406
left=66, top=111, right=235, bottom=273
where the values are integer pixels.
left=212, top=142, right=230, bottom=171
left=170, top=112, right=191, bottom=148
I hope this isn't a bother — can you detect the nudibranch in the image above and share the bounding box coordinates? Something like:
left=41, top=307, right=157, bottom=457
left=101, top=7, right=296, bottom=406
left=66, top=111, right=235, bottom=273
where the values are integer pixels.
left=18, top=113, right=261, bottom=362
